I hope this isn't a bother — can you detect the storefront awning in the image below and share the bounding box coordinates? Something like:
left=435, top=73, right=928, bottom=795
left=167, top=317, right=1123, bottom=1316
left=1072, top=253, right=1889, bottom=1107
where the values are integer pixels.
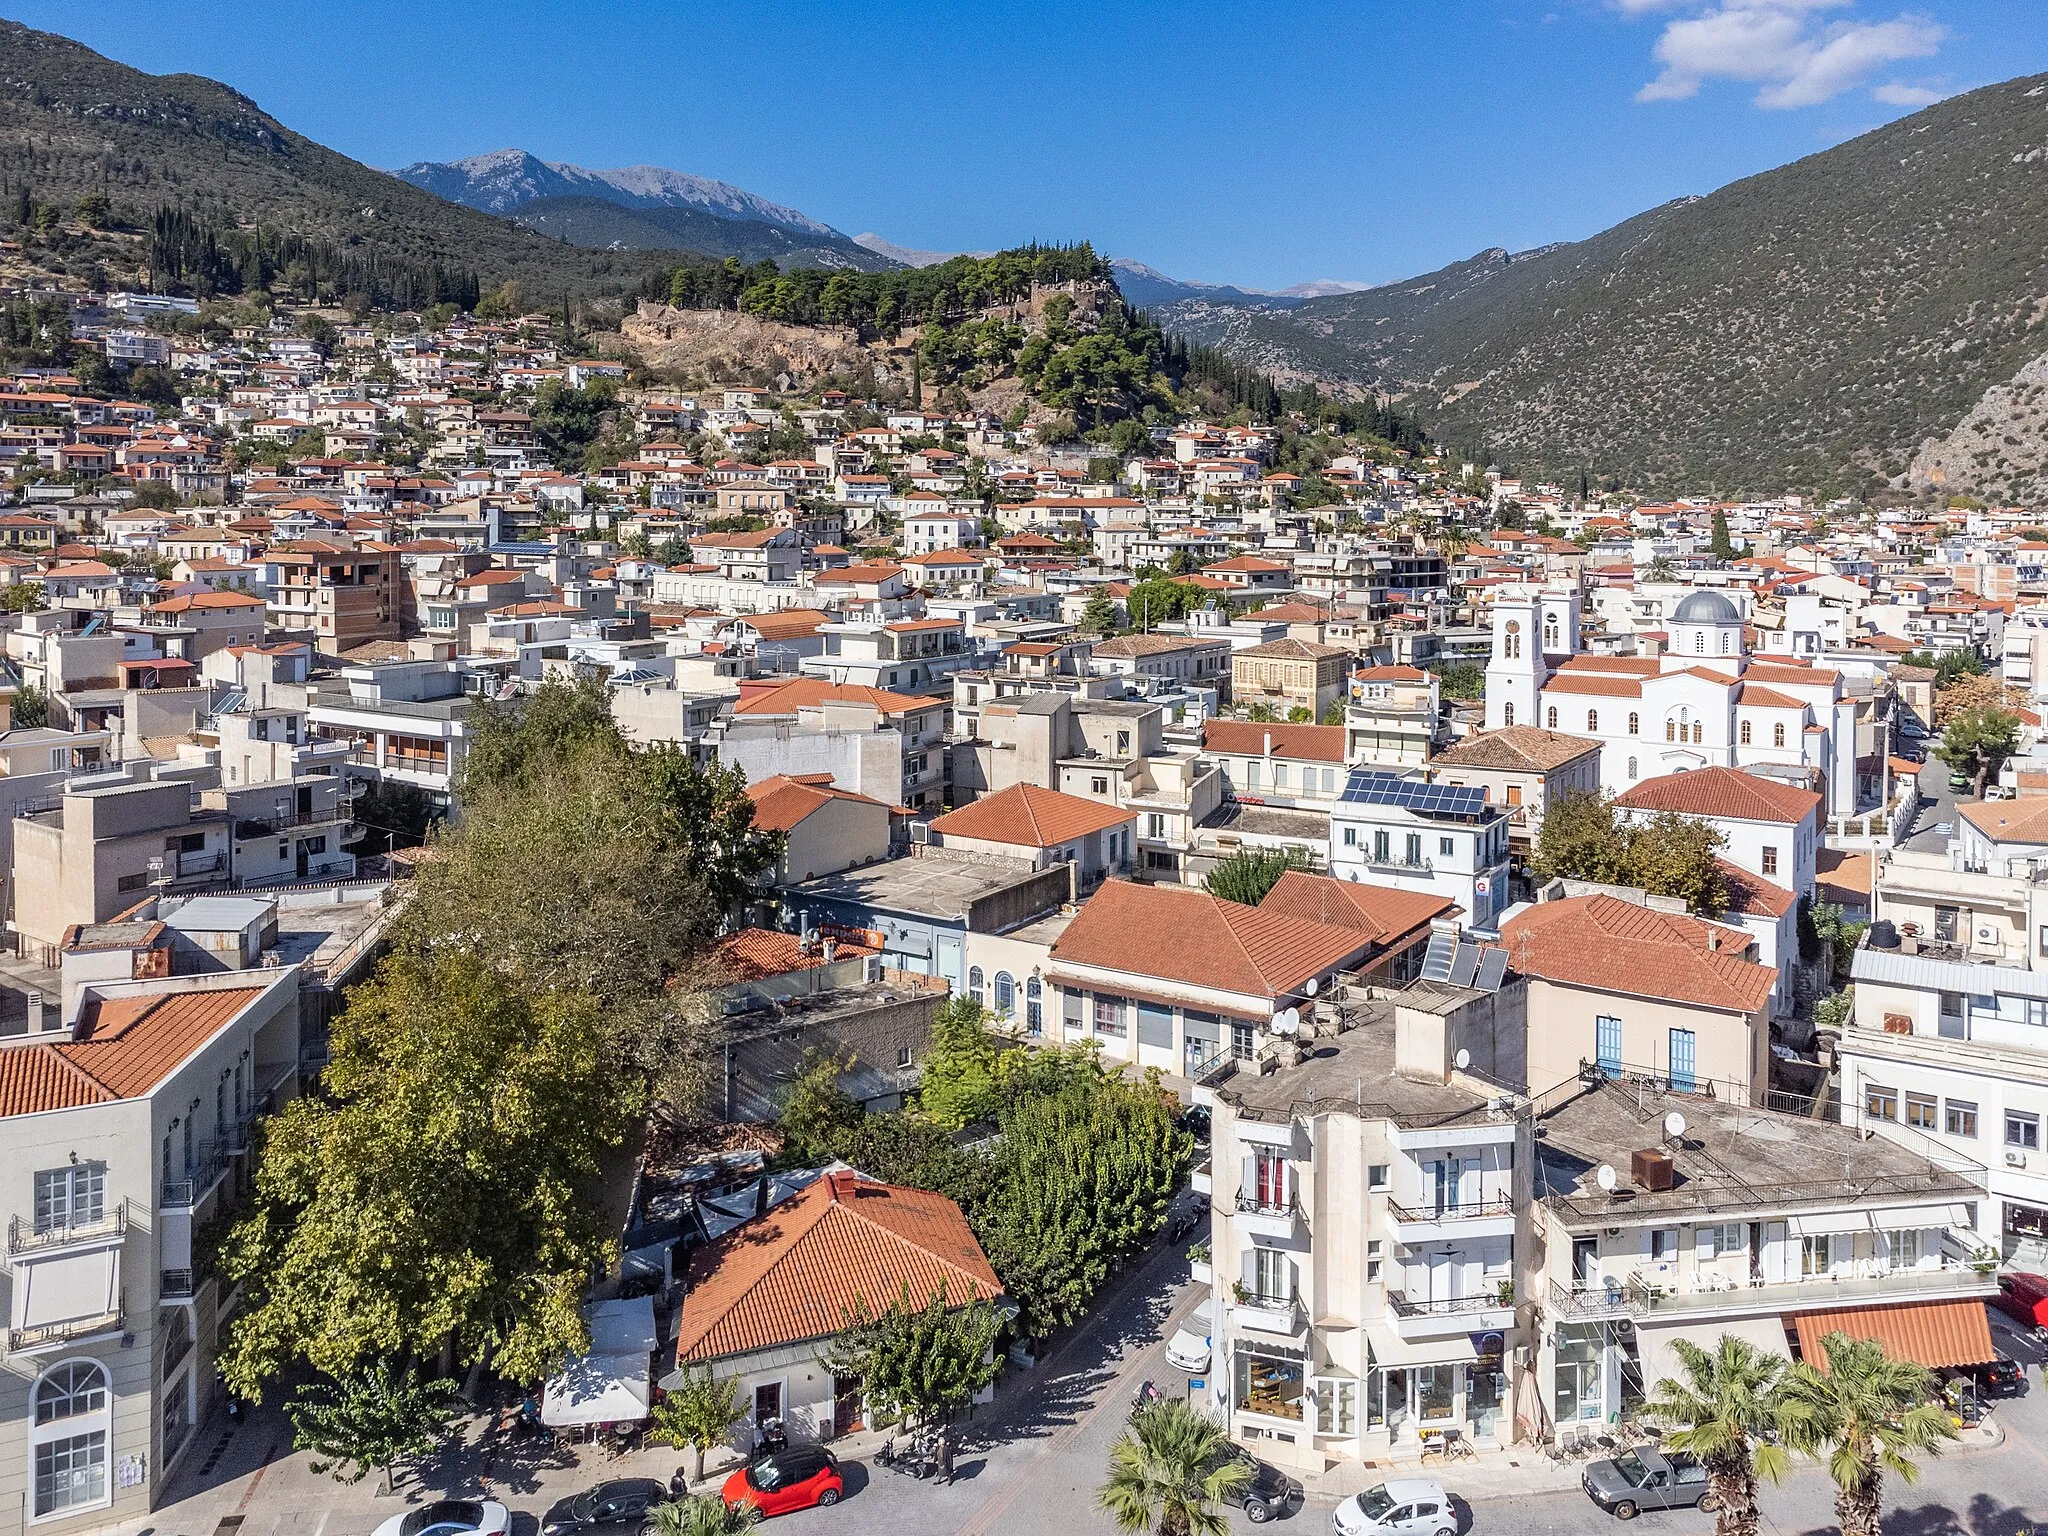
left=1634, top=1312, right=1790, bottom=1393
left=1366, top=1325, right=1481, bottom=1370
left=541, top=1296, right=658, bottom=1427
left=1789, top=1298, right=1995, bottom=1372
left=1787, top=1211, right=1871, bottom=1237
left=1865, top=1203, right=1975, bottom=1231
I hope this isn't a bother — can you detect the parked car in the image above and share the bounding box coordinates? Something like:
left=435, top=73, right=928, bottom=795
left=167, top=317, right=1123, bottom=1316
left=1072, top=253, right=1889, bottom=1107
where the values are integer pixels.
left=1993, top=1271, right=2048, bottom=1328
left=1165, top=1297, right=1214, bottom=1373
left=377, top=1502, right=511, bottom=1536
left=541, top=1480, right=665, bottom=1536
left=1223, top=1449, right=1301, bottom=1524
left=722, top=1445, right=844, bottom=1518
left=1334, top=1478, right=1455, bottom=1536
left=1581, top=1447, right=1710, bottom=1519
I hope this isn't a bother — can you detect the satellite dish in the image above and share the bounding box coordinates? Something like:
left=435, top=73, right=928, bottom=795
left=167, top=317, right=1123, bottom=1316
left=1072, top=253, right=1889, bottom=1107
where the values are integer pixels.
left=1664, top=1111, right=1688, bottom=1141
left=1596, top=1164, right=1618, bottom=1193
left=1273, top=1008, right=1300, bottom=1036
left=1304, top=977, right=1319, bottom=999
left=1454, top=1048, right=1472, bottom=1071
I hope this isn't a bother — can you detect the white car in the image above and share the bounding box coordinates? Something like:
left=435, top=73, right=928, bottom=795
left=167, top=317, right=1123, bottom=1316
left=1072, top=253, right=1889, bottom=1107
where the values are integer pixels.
left=1164, top=1297, right=1213, bottom=1373
left=1933, top=821, right=1955, bottom=836
left=1334, top=1479, right=1456, bottom=1536
left=374, top=1500, right=511, bottom=1536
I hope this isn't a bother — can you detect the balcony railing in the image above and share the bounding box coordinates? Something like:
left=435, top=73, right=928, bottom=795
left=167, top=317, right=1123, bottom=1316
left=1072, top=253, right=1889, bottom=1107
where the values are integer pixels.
left=7, top=1203, right=127, bottom=1256
left=8, top=1303, right=124, bottom=1354
left=1387, top=1195, right=1516, bottom=1225
left=1549, top=1278, right=1635, bottom=1319
left=1235, top=1190, right=1304, bottom=1222
left=1360, top=853, right=1434, bottom=874
left=161, top=1145, right=226, bottom=1209
left=173, top=850, right=226, bottom=879
left=1387, top=1288, right=1513, bottom=1319
left=1625, top=1259, right=1995, bottom=1316
left=1231, top=1288, right=1305, bottom=1336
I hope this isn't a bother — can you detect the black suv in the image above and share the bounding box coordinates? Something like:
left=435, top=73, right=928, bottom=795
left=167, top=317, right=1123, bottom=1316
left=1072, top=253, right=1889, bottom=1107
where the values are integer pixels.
left=1222, top=1450, right=1301, bottom=1523
left=540, top=1479, right=665, bottom=1536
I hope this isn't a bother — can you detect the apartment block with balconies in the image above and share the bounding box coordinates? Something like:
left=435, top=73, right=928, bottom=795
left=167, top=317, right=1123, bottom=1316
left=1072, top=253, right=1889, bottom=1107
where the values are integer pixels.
left=0, top=964, right=299, bottom=1531
left=1197, top=970, right=1530, bottom=1470
left=1529, top=1074, right=1994, bottom=1436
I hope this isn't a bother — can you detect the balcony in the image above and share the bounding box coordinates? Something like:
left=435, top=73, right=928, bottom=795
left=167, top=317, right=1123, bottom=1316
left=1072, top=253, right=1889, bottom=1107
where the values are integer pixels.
left=7, top=1203, right=127, bottom=1257
left=1231, top=1289, right=1308, bottom=1340
left=172, top=850, right=226, bottom=881
left=1359, top=852, right=1434, bottom=875
left=1386, top=1288, right=1516, bottom=1341
left=1387, top=1194, right=1517, bottom=1244
left=1624, top=1260, right=1997, bottom=1319
left=1235, top=1189, right=1308, bottom=1243
left=1548, top=1278, right=1635, bottom=1320
left=161, top=1146, right=229, bottom=1211
left=8, top=1302, right=124, bottom=1356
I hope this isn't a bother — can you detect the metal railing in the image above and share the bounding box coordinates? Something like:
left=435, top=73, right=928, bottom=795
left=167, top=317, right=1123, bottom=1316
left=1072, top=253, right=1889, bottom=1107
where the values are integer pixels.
left=1388, top=1289, right=1512, bottom=1319
left=1231, top=1288, right=1305, bottom=1334
left=1235, top=1189, right=1306, bottom=1225
left=1387, top=1194, right=1516, bottom=1225
left=1626, top=1259, right=1995, bottom=1315
left=1361, top=853, right=1435, bottom=874
left=7, top=1302, right=124, bottom=1354
left=160, top=1144, right=225, bottom=1209
left=1549, top=1278, right=1635, bottom=1319
left=7, top=1203, right=126, bottom=1256
left=173, top=850, right=226, bottom=879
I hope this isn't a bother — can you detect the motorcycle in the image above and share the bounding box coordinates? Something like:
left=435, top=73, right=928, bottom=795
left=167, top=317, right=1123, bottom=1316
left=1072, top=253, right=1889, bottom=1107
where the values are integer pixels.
left=1130, top=1380, right=1163, bottom=1418
left=875, top=1429, right=941, bottom=1480
left=1165, top=1207, right=1196, bottom=1245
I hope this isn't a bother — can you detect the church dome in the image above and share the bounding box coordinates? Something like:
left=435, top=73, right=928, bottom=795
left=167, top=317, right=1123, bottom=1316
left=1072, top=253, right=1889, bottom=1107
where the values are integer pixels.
left=1670, top=589, right=1739, bottom=625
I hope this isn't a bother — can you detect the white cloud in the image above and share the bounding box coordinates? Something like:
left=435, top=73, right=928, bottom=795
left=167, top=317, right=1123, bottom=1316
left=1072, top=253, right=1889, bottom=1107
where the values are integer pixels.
left=1630, top=3, right=1946, bottom=109
left=1871, top=79, right=1949, bottom=105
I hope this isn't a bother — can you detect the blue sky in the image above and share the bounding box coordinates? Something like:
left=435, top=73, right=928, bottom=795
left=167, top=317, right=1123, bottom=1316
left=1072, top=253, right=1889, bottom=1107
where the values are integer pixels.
left=14, top=0, right=2045, bottom=289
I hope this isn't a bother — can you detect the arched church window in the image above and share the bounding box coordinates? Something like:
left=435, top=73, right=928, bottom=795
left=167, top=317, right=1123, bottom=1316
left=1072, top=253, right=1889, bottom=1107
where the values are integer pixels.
left=1628, top=756, right=1638, bottom=779
left=1628, top=712, right=1640, bottom=735
left=1740, top=721, right=1752, bottom=745
left=1774, top=722, right=1786, bottom=748
left=1666, top=718, right=1676, bottom=743
left=1587, top=710, right=1598, bottom=732
left=1693, top=631, right=1705, bottom=653
left=1547, top=706, right=1557, bottom=728
left=1692, top=722, right=1703, bottom=744
left=1504, top=703, right=1514, bottom=726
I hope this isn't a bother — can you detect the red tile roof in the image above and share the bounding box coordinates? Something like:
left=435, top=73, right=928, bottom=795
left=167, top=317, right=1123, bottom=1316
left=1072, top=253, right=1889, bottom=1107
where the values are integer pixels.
left=1543, top=675, right=1643, bottom=699
left=745, top=773, right=895, bottom=831
left=674, top=1173, right=1000, bottom=1365
left=1258, top=870, right=1457, bottom=948
left=1501, top=895, right=1776, bottom=1014
left=1051, top=880, right=1372, bottom=1000
left=1715, top=858, right=1796, bottom=919
left=1202, top=719, right=1348, bottom=763
left=0, top=985, right=267, bottom=1116
left=1614, top=766, right=1820, bottom=826
left=733, top=679, right=937, bottom=718
left=706, top=928, right=878, bottom=983
left=928, top=783, right=1132, bottom=850
left=1790, top=1299, right=1994, bottom=1372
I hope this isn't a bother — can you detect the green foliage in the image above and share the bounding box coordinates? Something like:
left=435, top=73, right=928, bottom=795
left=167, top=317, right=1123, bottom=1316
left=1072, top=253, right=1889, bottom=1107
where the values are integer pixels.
left=1644, top=1334, right=1795, bottom=1536
left=651, top=1368, right=743, bottom=1485
left=1431, top=660, right=1485, bottom=701
left=1285, top=706, right=1312, bottom=723
left=1532, top=789, right=1727, bottom=916
left=531, top=379, right=620, bottom=471
left=284, top=1362, right=457, bottom=1491
left=1936, top=703, right=2021, bottom=798
left=149, top=206, right=482, bottom=309
left=917, top=995, right=1021, bottom=1130
left=1204, top=846, right=1311, bottom=907
left=221, top=950, right=635, bottom=1396
left=1710, top=509, right=1735, bottom=561
left=9, top=682, right=47, bottom=728
left=1, top=580, right=43, bottom=613
left=824, top=1283, right=1004, bottom=1425
left=1808, top=901, right=1867, bottom=976
left=1126, top=576, right=1209, bottom=629
left=778, top=1051, right=866, bottom=1161
left=346, top=778, right=438, bottom=854
left=1080, top=587, right=1121, bottom=636
left=977, top=1060, right=1190, bottom=1337
left=649, top=1498, right=759, bottom=1536
left=1320, top=700, right=1347, bottom=725
left=1098, top=1399, right=1252, bottom=1536
left=1780, top=1332, right=1958, bottom=1536
left=1814, top=987, right=1854, bottom=1031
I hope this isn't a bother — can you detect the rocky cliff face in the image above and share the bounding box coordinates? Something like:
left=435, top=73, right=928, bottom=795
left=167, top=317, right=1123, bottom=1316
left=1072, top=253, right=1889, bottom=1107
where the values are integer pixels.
left=1911, top=346, right=2048, bottom=506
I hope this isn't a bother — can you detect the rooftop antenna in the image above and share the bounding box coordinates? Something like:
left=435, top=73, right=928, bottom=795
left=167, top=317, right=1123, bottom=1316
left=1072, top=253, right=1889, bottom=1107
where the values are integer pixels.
left=1596, top=1163, right=1618, bottom=1194
left=1663, top=1110, right=1688, bottom=1145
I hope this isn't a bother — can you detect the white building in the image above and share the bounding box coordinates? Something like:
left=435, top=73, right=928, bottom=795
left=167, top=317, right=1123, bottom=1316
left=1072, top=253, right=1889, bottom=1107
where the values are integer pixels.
left=1329, top=772, right=1513, bottom=932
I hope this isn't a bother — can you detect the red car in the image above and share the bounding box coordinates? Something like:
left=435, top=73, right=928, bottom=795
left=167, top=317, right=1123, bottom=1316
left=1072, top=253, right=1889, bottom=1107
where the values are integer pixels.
left=721, top=1446, right=843, bottom=1518
left=1994, top=1271, right=2048, bottom=1329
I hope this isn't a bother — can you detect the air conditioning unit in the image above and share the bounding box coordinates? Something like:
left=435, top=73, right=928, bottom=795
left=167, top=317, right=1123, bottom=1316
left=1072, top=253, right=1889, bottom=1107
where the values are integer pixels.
left=909, top=822, right=930, bottom=844
left=2008, top=1150, right=2028, bottom=1169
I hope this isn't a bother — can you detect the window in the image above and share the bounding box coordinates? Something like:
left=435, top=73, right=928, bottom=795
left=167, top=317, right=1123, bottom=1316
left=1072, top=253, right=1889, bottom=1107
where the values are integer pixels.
left=1231, top=1020, right=1255, bottom=1060
left=1093, top=996, right=1124, bottom=1036
left=1946, top=1099, right=1979, bottom=1138
left=35, top=1364, right=106, bottom=1426
left=1547, top=706, right=1558, bottom=728
left=32, top=1362, right=110, bottom=1518
left=994, top=972, right=1015, bottom=1016
left=1367, top=1163, right=1390, bottom=1191
left=1628, top=712, right=1640, bottom=735
left=1666, top=719, right=1676, bottom=742
left=33, top=1433, right=106, bottom=1517
left=1905, top=1092, right=1938, bottom=1130
left=1773, top=722, right=1786, bottom=748
left=1504, top=703, right=1514, bottom=725
left=967, top=966, right=985, bottom=1005
left=160, top=1306, right=193, bottom=1379
left=1884, top=1228, right=1922, bottom=1269
left=1865, top=1085, right=1898, bottom=1122
left=1025, top=977, right=1042, bottom=1036
left=1740, top=720, right=1752, bottom=745
left=1587, top=710, right=1598, bottom=732
left=1801, top=1233, right=1832, bottom=1277
left=1342, top=825, right=1358, bottom=847
left=33, top=1164, right=106, bottom=1234
left=1668, top=1028, right=1696, bottom=1093
left=2008, top=1111, right=2040, bottom=1150
left=1504, top=621, right=1520, bottom=659
left=1440, top=836, right=1454, bottom=856
left=1692, top=722, right=1704, bottom=744
left=1762, top=846, right=1779, bottom=876
left=1650, top=1229, right=1679, bottom=1262
left=1628, top=757, right=1638, bottom=779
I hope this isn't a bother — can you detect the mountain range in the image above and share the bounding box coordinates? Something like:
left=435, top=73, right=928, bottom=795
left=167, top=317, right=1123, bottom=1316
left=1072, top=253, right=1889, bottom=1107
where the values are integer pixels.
left=392, top=149, right=895, bottom=271
left=1153, top=74, right=2048, bottom=500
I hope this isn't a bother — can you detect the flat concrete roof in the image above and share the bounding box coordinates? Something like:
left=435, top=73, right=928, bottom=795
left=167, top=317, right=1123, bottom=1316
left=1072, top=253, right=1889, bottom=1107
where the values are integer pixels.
left=1535, top=1077, right=1982, bottom=1223
left=164, top=896, right=273, bottom=932
left=1217, top=999, right=1498, bottom=1129
left=787, top=852, right=1051, bottom=920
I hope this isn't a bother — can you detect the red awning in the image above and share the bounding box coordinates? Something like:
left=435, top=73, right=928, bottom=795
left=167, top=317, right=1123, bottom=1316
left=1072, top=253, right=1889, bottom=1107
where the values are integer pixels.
left=1789, top=1298, right=1995, bottom=1371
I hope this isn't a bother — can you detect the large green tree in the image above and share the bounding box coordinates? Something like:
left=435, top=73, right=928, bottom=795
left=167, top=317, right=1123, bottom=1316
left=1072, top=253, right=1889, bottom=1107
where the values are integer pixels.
left=1936, top=703, right=2021, bottom=799
left=917, top=996, right=1022, bottom=1130
left=652, top=1367, right=744, bottom=1486
left=1098, top=1399, right=1251, bottom=1536
left=284, top=1362, right=458, bottom=1492
left=1780, top=1332, right=1957, bottom=1536
left=1533, top=789, right=1727, bottom=916
left=1204, top=846, right=1311, bottom=907
left=823, top=1283, right=1004, bottom=1427
left=220, top=951, right=636, bottom=1394
left=1645, top=1335, right=1796, bottom=1536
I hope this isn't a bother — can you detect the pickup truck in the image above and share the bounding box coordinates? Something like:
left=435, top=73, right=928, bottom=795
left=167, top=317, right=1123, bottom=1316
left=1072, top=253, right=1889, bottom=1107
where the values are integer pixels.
left=1581, top=1446, right=1711, bottom=1519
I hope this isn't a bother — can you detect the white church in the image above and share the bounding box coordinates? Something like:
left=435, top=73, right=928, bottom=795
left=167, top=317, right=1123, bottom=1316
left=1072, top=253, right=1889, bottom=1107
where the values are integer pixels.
left=1483, top=583, right=1860, bottom=816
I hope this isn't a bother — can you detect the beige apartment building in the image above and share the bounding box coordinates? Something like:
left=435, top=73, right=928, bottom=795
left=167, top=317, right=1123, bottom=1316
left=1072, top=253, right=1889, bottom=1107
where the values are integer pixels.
left=1231, top=638, right=1352, bottom=720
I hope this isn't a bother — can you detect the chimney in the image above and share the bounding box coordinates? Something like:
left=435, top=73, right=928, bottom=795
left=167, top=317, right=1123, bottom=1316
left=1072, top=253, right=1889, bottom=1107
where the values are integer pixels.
left=822, top=937, right=837, bottom=963
left=1263, top=730, right=1273, bottom=759
left=1706, top=929, right=1721, bottom=952
left=26, top=991, right=49, bottom=1033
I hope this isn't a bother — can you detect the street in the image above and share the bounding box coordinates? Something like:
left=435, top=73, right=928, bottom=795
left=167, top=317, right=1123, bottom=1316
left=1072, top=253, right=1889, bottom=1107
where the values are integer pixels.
left=1901, top=755, right=1959, bottom=856
left=143, top=1239, right=2048, bottom=1536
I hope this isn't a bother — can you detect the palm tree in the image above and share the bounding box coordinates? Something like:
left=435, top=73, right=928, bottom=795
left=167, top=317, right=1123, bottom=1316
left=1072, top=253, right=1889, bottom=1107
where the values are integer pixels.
left=1643, top=1334, right=1796, bottom=1536
left=1097, top=1399, right=1251, bottom=1536
left=648, top=1496, right=758, bottom=1536
left=1779, top=1331, right=1959, bottom=1536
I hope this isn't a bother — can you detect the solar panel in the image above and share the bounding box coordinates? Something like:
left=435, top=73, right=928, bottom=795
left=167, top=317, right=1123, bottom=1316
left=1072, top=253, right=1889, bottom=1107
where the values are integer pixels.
left=1473, top=949, right=1510, bottom=993
left=1447, top=942, right=1482, bottom=988
left=1340, top=769, right=1490, bottom=821
left=1420, top=930, right=1457, bottom=983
